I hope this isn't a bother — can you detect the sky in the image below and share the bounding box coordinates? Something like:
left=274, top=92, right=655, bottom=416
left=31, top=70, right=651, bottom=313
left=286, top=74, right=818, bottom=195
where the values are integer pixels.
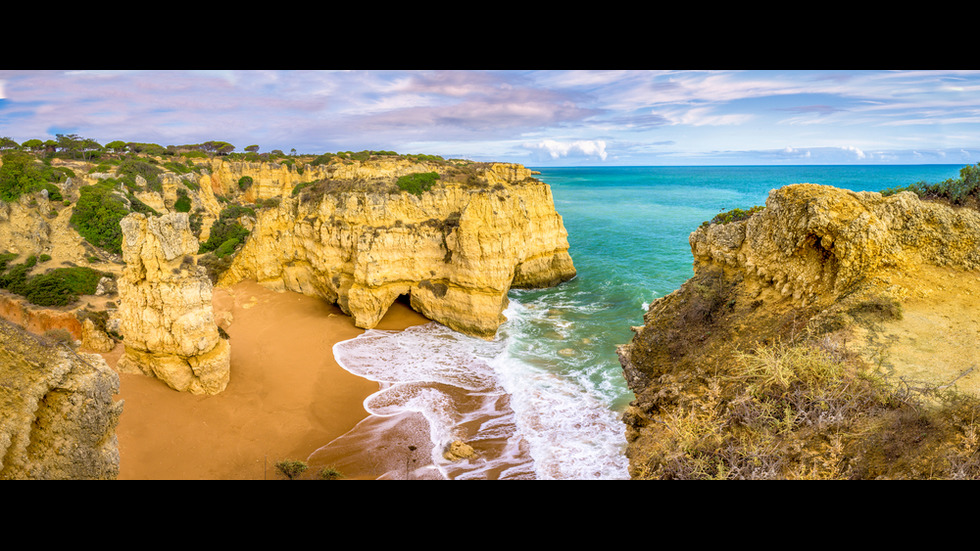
left=2, top=69, right=980, bottom=167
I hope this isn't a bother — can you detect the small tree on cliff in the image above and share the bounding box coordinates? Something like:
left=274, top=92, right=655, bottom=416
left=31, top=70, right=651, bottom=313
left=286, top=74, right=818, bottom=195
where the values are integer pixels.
left=201, top=141, right=235, bottom=157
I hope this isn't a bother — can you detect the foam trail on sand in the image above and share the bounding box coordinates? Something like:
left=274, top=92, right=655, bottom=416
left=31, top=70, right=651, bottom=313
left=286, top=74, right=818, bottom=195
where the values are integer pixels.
left=332, top=298, right=629, bottom=479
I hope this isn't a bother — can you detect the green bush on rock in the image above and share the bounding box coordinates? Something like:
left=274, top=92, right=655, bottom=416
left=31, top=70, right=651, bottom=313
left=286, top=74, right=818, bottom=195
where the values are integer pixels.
left=69, top=180, right=131, bottom=254
left=0, top=253, right=106, bottom=306
left=396, top=172, right=440, bottom=196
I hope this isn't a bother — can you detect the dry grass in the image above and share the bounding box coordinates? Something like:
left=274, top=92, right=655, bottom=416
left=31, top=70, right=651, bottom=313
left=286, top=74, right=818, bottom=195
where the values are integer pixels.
left=632, top=339, right=980, bottom=480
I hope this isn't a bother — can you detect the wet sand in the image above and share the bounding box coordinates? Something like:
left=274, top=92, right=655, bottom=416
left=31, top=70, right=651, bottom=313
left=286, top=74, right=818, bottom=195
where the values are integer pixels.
left=106, top=279, right=430, bottom=480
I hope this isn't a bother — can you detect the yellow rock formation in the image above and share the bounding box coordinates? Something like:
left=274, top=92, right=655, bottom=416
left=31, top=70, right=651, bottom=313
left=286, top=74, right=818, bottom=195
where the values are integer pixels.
left=619, top=183, right=980, bottom=478
left=689, top=184, right=980, bottom=306
left=115, top=212, right=230, bottom=394
left=219, top=162, right=576, bottom=339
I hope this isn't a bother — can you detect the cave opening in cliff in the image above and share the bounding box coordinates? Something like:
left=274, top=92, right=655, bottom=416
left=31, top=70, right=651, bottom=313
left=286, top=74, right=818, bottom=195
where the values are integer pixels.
left=395, top=292, right=412, bottom=307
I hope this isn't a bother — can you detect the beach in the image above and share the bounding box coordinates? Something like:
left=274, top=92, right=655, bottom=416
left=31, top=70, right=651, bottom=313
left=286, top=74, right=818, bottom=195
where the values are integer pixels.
left=104, top=279, right=430, bottom=480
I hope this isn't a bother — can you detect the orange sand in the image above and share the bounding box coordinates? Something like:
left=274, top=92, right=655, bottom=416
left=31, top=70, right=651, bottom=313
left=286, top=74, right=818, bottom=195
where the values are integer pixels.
left=105, top=280, right=430, bottom=480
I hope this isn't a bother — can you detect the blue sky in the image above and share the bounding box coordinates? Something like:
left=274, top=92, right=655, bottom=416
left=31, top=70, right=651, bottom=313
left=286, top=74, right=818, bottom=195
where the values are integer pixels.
left=2, top=69, right=979, bottom=166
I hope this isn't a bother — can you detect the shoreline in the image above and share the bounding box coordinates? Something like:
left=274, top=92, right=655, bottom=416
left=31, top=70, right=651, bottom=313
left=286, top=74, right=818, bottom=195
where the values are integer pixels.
left=104, top=279, right=430, bottom=480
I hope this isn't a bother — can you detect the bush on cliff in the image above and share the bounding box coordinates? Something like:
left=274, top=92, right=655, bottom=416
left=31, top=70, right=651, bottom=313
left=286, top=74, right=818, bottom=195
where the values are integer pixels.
left=198, top=205, right=251, bottom=257
left=0, top=151, right=68, bottom=203
left=397, top=172, right=440, bottom=196
left=703, top=205, right=764, bottom=227
left=881, top=162, right=980, bottom=207
left=69, top=180, right=131, bottom=255
left=21, top=266, right=105, bottom=306
left=116, top=158, right=164, bottom=193
left=0, top=253, right=105, bottom=306
left=174, top=188, right=192, bottom=213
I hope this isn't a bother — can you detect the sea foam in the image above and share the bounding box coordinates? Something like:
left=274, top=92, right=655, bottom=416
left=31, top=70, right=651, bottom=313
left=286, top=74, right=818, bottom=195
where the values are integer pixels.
left=332, top=297, right=629, bottom=480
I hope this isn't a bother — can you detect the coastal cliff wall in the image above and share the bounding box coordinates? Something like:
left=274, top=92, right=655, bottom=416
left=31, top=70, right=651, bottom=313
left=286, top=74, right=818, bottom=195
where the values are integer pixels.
left=618, top=184, right=980, bottom=479
left=0, top=318, right=122, bottom=479
left=219, top=162, right=576, bottom=338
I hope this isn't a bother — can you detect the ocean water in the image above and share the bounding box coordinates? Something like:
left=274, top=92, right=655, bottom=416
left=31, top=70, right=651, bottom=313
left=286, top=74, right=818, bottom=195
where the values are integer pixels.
left=331, top=164, right=966, bottom=480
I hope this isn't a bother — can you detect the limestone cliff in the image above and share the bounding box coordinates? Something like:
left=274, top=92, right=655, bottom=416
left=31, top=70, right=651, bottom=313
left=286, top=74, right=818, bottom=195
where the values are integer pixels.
left=116, top=212, right=230, bottom=394
left=0, top=318, right=122, bottom=480
left=218, top=162, right=576, bottom=338
left=618, top=184, right=980, bottom=479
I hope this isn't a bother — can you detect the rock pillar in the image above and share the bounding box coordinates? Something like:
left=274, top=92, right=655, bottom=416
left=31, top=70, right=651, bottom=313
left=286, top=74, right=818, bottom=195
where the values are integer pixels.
left=116, top=212, right=230, bottom=394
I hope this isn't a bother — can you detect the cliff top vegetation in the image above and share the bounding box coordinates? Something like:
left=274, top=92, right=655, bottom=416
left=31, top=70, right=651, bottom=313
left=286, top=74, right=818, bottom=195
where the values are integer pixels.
left=0, top=134, right=529, bottom=308
left=881, top=162, right=980, bottom=209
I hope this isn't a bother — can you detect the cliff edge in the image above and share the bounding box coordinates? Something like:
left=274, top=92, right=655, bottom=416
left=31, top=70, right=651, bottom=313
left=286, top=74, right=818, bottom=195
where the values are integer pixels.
left=219, top=162, right=576, bottom=338
left=618, top=184, right=980, bottom=479
left=0, top=318, right=122, bottom=479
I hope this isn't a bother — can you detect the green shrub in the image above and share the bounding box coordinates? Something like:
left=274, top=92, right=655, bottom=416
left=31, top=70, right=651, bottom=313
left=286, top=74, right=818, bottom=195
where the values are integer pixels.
left=126, top=192, right=159, bottom=216
left=881, top=162, right=980, bottom=206
left=275, top=460, right=308, bottom=480
left=22, top=266, right=105, bottom=306
left=117, top=158, right=163, bottom=192
left=0, top=255, right=103, bottom=306
left=0, top=255, right=36, bottom=295
left=309, top=154, right=335, bottom=166
left=237, top=176, right=253, bottom=191
left=396, top=172, right=440, bottom=196
left=0, top=151, right=48, bottom=202
left=214, top=238, right=240, bottom=258
left=69, top=180, right=131, bottom=254
left=317, top=466, right=344, bottom=480
left=198, top=205, right=251, bottom=256
left=40, top=182, right=63, bottom=202
left=0, top=252, right=19, bottom=272
left=174, top=189, right=192, bottom=213
left=703, top=205, right=764, bottom=227
left=291, top=181, right=314, bottom=196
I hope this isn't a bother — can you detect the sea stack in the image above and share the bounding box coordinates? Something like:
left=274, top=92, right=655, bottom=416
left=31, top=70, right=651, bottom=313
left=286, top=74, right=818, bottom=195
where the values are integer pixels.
left=116, top=212, right=231, bottom=394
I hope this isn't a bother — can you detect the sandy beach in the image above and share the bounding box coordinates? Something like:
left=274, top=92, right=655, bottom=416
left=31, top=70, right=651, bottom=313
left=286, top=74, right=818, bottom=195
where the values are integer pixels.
left=104, top=279, right=430, bottom=480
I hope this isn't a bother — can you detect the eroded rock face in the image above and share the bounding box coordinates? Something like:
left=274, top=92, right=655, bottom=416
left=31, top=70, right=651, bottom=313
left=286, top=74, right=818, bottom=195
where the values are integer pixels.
left=689, top=184, right=980, bottom=306
left=220, top=163, right=576, bottom=338
left=0, top=319, right=123, bottom=480
left=116, top=212, right=230, bottom=394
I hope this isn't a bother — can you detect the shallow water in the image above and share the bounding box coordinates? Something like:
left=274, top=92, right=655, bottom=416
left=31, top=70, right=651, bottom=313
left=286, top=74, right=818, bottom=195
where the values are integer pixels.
left=328, top=164, right=966, bottom=479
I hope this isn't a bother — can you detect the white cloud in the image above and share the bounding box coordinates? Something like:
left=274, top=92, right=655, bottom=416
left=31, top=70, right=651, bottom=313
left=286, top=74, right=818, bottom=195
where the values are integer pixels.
left=524, top=139, right=608, bottom=161
left=660, top=105, right=753, bottom=127
left=842, top=145, right=866, bottom=159
left=783, top=146, right=811, bottom=158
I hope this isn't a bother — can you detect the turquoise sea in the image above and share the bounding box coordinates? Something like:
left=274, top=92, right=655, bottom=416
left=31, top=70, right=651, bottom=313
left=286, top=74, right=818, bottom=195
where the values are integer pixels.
left=331, top=164, right=966, bottom=479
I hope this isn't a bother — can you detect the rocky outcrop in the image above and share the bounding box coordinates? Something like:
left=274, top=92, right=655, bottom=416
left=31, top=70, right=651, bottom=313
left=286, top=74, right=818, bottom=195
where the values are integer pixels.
left=0, top=193, right=91, bottom=263
left=688, top=184, right=980, bottom=307
left=0, top=318, right=123, bottom=479
left=115, top=212, right=230, bottom=394
left=219, top=162, right=575, bottom=338
left=618, top=184, right=980, bottom=479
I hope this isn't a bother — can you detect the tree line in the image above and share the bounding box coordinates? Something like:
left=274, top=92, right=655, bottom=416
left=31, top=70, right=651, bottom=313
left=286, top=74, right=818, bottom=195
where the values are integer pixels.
left=0, top=134, right=258, bottom=161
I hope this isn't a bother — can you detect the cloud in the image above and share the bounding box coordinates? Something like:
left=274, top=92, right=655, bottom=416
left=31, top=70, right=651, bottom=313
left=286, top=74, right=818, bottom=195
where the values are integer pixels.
left=782, top=146, right=811, bottom=158
left=841, top=145, right=867, bottom=159
left=523, top=139, right=608, bottom=161
left=660, top=105, right=754, bottom=127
